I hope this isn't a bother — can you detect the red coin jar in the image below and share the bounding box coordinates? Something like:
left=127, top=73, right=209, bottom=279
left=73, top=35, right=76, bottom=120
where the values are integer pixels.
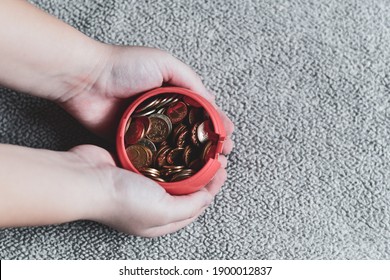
left=116, top=87, right=226, bottom=195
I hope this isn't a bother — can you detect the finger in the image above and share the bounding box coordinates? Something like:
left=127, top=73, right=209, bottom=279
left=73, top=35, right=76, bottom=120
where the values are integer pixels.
left=215, top=106, right=235, bottom=136
left=69, top=144, right=116, bottom=166
left=222, top=137, right=234, bottom=155
left=163, top=54, right=215, bottom=102
left=204, top=167, right=227, bottom=197
left=143, top=206, right=208, bottom=237
left=219, top=155, right=228, bottom=168
left=159, top=188, right=212, bottom=224
left=149, top=168, right=228, bottom=236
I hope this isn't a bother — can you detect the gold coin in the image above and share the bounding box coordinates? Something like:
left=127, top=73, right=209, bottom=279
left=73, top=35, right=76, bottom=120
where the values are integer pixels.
left=126, top=145, right=153, bottom=169
left=146, top=114, right=172, bottom=143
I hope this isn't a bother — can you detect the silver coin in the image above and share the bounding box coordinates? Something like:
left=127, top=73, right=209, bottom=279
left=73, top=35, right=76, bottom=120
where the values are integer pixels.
left=197, top=120, right=212, bottom=143
left=132, top=109, right=156, bottom=118
left=137, top=138, right=157, bottom=153
left=124, top=117, right=132, bottom=133
left=134, top=98, right=160, bottom=113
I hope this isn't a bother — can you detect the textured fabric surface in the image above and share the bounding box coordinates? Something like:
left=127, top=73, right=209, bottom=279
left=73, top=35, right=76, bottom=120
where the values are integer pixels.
left=1, top=0, right=390, bottom=259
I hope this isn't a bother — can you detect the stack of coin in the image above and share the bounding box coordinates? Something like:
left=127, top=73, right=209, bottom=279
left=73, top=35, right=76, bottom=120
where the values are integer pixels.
left=124, top=94, right=218, bottom=182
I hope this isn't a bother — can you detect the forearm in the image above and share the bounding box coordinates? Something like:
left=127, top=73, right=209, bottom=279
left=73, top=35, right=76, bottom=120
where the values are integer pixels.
left=0, top=144, right=106, bottom=227
left=0, top=0, right=107, bottom=101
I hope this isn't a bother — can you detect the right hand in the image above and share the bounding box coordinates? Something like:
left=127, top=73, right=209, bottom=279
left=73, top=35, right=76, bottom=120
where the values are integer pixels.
left=70, top=145, right=228, bottom=237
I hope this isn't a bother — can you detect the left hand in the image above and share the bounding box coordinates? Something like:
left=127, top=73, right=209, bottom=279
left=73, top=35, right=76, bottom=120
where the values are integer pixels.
left=59, top=45, right=234, bottom=154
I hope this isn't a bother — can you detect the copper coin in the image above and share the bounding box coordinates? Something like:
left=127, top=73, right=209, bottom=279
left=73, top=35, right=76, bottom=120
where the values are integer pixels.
left=171, top=169, right=196, bottom=182
left=202, top=141, right=216, bottom=163
left=126, top=145, right=153, bottom=169
left=146, top=114, right=172, bottom=143
left=162, top=165, right=185, bottom=170
left=176, top=128, right=189, bottom=147
left=188, top=108, right=204, bottom=125
left=183, top=96, right=202, bottom=108
left=173, top=123, right=186, bottom=134
left=159, top=140, right=170, bottom=150
left=183, top=145, right=193, bottom=166
left=138, top=116, right=151, bottom=133
left=171, top=175, right=192, bottom=182
left=189, top=159, right=203, bottom=171
left=166, top=101, right=188, bottom=124
left=125, top=119, right=145, bottom=145
left=155, top=146, right=171, bottom=167
left=166, top=148, right=185, bottom=165
left=197, top=120, right=215, bottom=144
left=191, top=122, right=201, bottom=146
left=172, top=123, right=186, bottom=141
left=161, top=166, right=184, bottom=177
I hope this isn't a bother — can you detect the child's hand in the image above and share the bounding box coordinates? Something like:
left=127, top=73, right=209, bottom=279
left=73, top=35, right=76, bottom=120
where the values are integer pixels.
left=0, top=1, right=233, bottom=236
left=0, top=144, right=226, bottom=237
left=70, top=145, right=228, bottom=237
left=59, top=45, right=234, bottom=153
left=56, top=46, right=234, bottom=236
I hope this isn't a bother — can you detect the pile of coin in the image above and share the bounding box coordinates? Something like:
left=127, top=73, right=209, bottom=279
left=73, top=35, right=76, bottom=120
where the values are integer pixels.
left=124, top=94, right=218, bottom=182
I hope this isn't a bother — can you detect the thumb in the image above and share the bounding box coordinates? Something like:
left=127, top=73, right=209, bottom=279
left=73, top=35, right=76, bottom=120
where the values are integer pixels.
left=69, top=145, right=116, bottom=167
left=159, top=189, right=213, bottom=224
left=161, top=53, right=215, bottom=102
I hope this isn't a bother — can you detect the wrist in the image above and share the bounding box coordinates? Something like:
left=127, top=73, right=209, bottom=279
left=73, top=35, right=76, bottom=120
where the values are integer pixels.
left=0, top=144, right=110, bottom=227
left=0, top=0, right=112, bottom=102
left=50, top=40, right=112, bottom=103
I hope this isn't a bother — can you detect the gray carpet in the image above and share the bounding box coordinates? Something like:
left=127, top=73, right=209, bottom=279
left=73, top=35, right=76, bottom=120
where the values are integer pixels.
left=1, top=0, right=390, bottom=259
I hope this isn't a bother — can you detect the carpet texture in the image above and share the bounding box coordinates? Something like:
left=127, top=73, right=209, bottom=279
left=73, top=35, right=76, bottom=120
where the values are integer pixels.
left=1, top=0, right=390, bottom=259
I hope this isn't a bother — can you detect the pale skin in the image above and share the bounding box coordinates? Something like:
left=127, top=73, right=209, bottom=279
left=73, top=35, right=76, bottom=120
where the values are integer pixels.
left=0, top=0, right=234, bottom=237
